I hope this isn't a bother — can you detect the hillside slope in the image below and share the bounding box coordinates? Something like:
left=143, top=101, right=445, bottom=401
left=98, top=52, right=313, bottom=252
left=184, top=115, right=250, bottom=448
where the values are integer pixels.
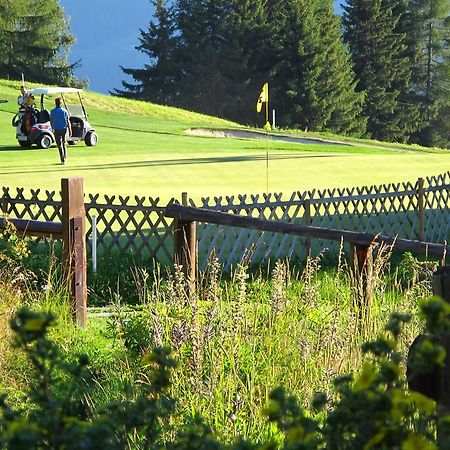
left=0, top=79, right=448, bottom=200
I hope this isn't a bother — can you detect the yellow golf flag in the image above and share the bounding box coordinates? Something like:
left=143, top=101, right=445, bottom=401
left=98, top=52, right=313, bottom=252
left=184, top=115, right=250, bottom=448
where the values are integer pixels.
left=256, top=82, right=268, bottom=113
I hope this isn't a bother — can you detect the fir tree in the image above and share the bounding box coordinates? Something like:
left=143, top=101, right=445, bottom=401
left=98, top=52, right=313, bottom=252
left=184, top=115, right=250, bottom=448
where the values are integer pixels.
left=271, top=0, right=366, bottom=135
left=343, top=0, right=419, bottom=142
left=116, top=0, right=364, bottom=133
left=405, top=0, right=450, bottom=147
left=114, top=0, right=179, bottom=103
left=0, top=0, right=80, bottom=86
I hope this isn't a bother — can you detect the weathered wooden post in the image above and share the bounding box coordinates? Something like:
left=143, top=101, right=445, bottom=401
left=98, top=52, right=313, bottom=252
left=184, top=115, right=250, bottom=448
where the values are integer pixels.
left=417, top=177, right=425, bottom=242
left=173, top=193, right=197, bottom=282
left=61, top=178, right=87, bottom=327
left=304, top=199, right=311, bottom=257
left=433, top=267, right=450, bottom=408
left=349, top=242, right=371, bottom=319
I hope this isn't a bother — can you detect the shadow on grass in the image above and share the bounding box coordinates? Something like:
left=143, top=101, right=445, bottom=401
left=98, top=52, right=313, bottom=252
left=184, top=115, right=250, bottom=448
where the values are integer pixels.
left=0, top=145, right=31, bottom=152
left=0, top=153, right=346, bottom=175
left=99, top=125, right=182, bottom=137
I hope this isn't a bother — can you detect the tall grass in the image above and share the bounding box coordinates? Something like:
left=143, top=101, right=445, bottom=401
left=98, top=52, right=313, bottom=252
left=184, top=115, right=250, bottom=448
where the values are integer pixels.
left=106, top=245, right=431, bottom=442
left=0, top=225, right=435, bottom=442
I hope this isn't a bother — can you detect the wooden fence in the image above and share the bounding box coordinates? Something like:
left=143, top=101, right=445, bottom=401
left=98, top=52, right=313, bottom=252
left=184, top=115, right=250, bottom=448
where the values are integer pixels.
left=1, top=172, right=449, bottom=270
left=0, top=178, right=87, bottom=326
left=166, top=202, right=447, bottom=278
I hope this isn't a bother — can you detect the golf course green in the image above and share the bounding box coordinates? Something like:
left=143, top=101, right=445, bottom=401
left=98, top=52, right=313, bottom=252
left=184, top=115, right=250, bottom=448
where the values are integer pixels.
left=0, top=79, right=448, bottom=202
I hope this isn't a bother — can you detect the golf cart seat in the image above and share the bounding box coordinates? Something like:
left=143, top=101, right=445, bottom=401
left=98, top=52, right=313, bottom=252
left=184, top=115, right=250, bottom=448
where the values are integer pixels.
left=38, top=109, right=50, bottom=123
left=70, top=116, right=84, bottom=138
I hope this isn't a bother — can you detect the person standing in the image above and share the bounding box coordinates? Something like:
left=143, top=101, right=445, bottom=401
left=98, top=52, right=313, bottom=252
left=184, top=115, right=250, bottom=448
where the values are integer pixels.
left=17, top=85, right=30, bottom=109
left=50, top=97, right=71, bottom=165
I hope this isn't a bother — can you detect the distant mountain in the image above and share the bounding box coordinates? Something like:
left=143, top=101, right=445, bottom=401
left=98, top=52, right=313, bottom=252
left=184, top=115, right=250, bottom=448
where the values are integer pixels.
left=61, top=0, right=344, bottom=94
left=60, top=0, right=153, bottom=93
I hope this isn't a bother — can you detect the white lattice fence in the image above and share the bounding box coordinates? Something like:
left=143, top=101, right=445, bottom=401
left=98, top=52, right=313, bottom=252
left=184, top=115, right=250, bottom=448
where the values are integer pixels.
left=306, top=181, right=420, bottom=257
left=1, top=172, right=449, bottom=270
left=196, top=175, right=450, bottom=270
left=195, top=192, right=310, bottom=270
left=84, top=194, right=176, bottom=264
left=424, top=173, right=450, bottom=243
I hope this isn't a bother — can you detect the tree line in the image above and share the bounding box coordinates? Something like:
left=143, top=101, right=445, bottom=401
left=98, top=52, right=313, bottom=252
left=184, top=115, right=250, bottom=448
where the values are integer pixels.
left=115, top=0, right=450, bottom=148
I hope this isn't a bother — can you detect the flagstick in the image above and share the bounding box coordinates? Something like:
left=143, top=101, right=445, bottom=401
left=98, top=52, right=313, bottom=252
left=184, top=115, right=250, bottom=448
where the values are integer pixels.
left=265, top=91, right=269, bottom=193
left=265, top=132, right=269, bottom=193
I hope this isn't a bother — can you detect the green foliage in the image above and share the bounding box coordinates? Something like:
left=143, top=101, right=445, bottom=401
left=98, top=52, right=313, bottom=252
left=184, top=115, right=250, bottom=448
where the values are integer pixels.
left=116, top=0, right=365, bottom=134
left=396, top=252, right=438, bottom=292
left=405, top=0, right=450, bottom=148
left=0, top=220, right=30, bottom=263
left=0, top=0, right=82, bottom=86
left=0, top=307, right=178, bottom=449
left=114, top=0, right=448, bottom=146
left=88, top=252, right=155, bottom=306
left=1, top=233, right=448, bottom=448
left=270, top=0, right=366, bottom=136
left=2, top=295, right=450, bottom=448
left=343, top=0, right=421, bottom=143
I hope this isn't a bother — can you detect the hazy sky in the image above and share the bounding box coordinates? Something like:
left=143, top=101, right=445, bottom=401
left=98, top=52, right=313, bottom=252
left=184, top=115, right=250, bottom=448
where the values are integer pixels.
left=61, top=0, right=343, bottom=94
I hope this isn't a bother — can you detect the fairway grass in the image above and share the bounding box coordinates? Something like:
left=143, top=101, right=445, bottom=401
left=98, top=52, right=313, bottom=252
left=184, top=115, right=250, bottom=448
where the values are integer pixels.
left=0, top=79, right=448, bottom=202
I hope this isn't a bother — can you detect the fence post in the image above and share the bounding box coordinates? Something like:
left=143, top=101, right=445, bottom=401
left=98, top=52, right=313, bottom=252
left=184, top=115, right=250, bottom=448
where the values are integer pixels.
left=61, top=178, right=87, bottom=327
left=417, top=177, right=425, bottom=242
left=304, top=199, right=311, bottom=257
left=433, top=266, right=450, bottom=410
left=408, top=267, right=450, bottom=415
left=349, top=242, right=371, bottom=319
left=173, top=193, right=197, bottom=282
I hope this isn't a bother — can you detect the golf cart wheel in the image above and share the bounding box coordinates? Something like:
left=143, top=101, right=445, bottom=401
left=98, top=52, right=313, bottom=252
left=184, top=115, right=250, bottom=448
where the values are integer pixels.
left=19, top=141, right=32, bottom=148
left=85, top=131, right=98, bottom=147
left=37, top=134, right=53, bottom=149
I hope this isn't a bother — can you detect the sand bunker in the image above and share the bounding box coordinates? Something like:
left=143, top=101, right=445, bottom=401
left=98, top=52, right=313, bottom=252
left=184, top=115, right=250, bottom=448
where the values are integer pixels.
left=186, top=128, right=347, bottom=146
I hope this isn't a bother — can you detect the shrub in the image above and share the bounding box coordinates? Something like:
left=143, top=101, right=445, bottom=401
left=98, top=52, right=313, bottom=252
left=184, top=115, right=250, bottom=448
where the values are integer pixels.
left=2, top=296, right=450, bottom=449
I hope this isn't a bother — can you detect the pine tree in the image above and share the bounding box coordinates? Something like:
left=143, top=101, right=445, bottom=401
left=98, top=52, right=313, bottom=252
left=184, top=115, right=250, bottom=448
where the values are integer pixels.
left=404, top=0, right=450, bottom=147
left=116, top=0, right=267, bottom=123
left=170, top=0, right=271, bottom=122
left=170, top=0, right=239, bottom=116
left=116, top=0, right=365, bottom=133
left=0, top=0, right=80, bottom=86
left=113, top=0, right=179, bottom=103
left=343, top=0, right=419, bottom=142
left=270, top=0, right=366, bottom=135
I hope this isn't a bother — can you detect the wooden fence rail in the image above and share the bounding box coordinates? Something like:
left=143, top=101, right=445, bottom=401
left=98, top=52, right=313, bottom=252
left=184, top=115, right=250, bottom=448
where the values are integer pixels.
left=166, top=203, right=447, bottom=284
left=166, top=203, right=446, bottom=257
left=0, top=178, right=87, bottom=326
left=0, top=217, right=62, bottom=237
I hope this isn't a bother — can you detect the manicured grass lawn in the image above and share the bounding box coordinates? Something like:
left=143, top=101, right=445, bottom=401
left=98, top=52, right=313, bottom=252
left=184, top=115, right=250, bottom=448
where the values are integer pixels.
left=0, top=79, right=448, bottom=202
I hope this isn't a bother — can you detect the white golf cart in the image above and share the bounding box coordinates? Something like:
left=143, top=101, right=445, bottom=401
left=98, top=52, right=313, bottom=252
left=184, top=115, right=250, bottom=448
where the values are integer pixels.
left=13, top=87, right=98, bottom=149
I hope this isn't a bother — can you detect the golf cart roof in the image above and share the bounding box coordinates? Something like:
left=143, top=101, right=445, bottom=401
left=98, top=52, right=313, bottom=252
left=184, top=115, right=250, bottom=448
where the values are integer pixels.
left=29, top=87, right=83, bottom=95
